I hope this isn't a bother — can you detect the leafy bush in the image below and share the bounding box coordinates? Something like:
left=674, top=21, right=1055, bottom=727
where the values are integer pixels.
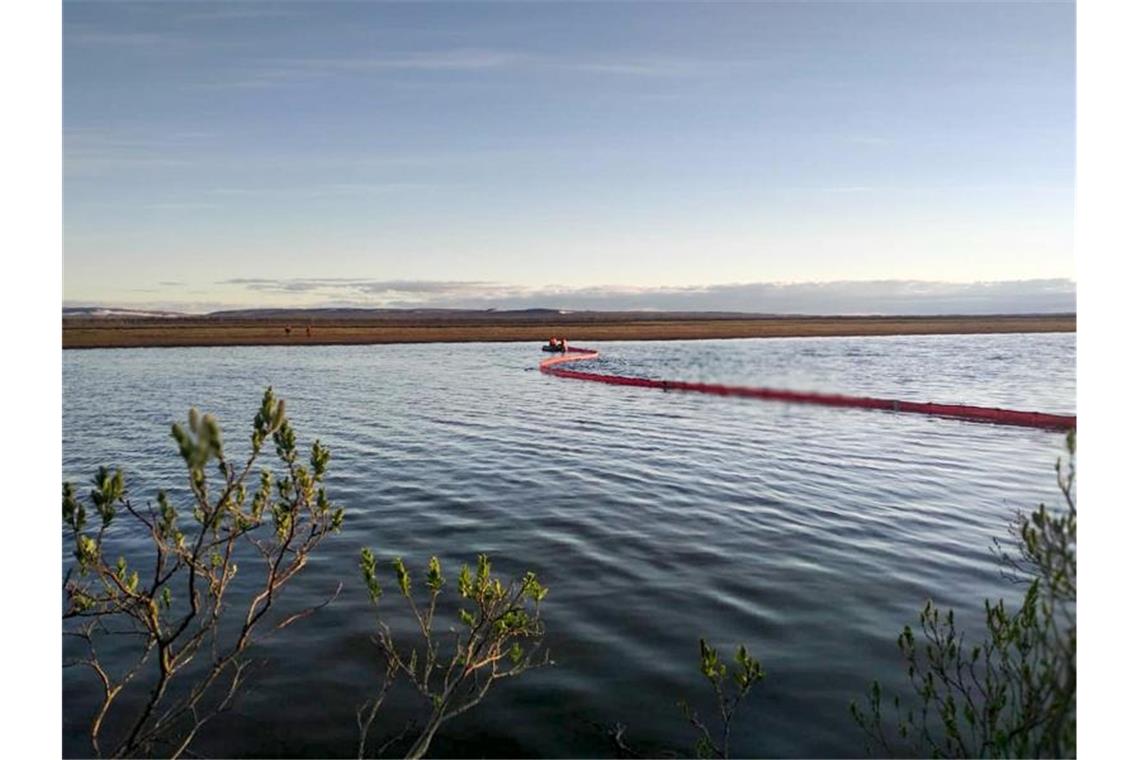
left=851, top=432, right=1076, bottom=757
left=678, top=639, right=764, bottom=759
left=357, top=551, right=551, bottom=759
left=62, top=388, right=344, bottom=758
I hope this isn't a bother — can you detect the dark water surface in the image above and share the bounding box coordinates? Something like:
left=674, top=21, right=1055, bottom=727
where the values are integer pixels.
left=62, top=334, right=1074, bottom=757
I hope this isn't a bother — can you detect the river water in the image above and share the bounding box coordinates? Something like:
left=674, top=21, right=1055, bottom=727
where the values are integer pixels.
left=62, top=333, right=1074, bottom=757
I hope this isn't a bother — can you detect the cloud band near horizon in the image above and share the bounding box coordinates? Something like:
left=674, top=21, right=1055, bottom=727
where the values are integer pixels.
left=66, top=278, right=1076, bottom=316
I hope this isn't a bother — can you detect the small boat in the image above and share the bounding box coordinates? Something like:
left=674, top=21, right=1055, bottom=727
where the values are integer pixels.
left=541, top=343, right=566, bottom=353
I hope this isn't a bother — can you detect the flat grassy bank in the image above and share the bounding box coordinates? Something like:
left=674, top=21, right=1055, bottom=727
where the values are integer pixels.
left=63, top=313, right=1075, bottom=349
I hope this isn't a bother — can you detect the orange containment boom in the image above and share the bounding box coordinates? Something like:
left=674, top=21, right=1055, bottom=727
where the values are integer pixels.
left=539, top=346, right=1075, bottom=432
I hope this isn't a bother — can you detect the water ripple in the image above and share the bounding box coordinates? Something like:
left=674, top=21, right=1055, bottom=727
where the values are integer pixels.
left=62, top=335, right=1074, bottom=757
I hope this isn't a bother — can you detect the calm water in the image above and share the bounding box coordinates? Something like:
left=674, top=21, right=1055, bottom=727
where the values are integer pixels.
left=62, top=333, right=1074, bottom=757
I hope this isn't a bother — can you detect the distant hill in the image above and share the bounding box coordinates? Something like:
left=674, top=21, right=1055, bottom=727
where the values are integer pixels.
left=205, top=307, right=566, bottom=320
left=63, top=306, right=775, bottom=323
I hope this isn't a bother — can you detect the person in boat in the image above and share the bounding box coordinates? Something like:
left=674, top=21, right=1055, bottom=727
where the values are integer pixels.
left=548, top=337, right=559, bottom=350
left=558, top=338, right=567, bottom=352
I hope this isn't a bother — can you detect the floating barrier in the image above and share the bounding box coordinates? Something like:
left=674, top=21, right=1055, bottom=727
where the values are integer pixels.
left=539, top=345, right=1075, bottom=432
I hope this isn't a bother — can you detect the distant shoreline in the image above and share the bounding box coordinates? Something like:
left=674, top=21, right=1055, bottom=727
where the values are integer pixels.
left=62, top=313, right=1076, bottom=350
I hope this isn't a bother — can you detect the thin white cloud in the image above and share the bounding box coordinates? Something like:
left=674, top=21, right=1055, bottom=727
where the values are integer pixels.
left=66, top=29, right=171, bottom=49
left=195, top=49, right=525, bottom=90
left=64, top=22, right=240, bottom=53
left=303, top=182, right=455, bottom=197
left=178, top=7, right=309, bottom=23
left=195, top=48, right=743, bottom=91
left=818, top=186, right=879, bottom=194
left=843, top=136, right=892, bottom=147
left=559, top=58, right=710, bottom=77
left=303, top=50, right=526, bottom=72
left=64, top=128, right=213, bottom=177
left=141, top=202, right=221, bottom=211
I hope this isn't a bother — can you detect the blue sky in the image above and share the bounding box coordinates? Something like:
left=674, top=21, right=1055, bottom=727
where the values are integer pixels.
left=64, top=1, right=1075, bottom=313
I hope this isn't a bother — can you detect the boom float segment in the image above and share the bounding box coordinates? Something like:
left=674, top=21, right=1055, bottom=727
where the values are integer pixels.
left=538, top=345, right=1075, bottom=432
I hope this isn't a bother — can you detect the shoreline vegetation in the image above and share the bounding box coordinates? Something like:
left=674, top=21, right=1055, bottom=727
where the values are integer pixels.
left=63, top=312, right=1076, bottom=350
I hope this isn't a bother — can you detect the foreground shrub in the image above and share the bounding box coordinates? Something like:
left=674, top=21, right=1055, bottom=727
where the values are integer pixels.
left=678, top=639, right=765, bottom=758
left=356, top=551, right=551, bottom=759
left=62, top=388, right=344, bottom=758
left=851, top=432, right=1076, bottom=757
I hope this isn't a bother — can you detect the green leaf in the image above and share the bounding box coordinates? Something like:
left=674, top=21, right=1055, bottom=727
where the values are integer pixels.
left=392, top=557, right=411, bottom=598
left=426, top=556, right=444, bottom=593
left=360, top=548, right=382, bottom=603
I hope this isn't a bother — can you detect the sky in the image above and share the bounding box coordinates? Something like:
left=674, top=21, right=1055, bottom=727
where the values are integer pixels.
left=63, top=1, right=1075, bottom=314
